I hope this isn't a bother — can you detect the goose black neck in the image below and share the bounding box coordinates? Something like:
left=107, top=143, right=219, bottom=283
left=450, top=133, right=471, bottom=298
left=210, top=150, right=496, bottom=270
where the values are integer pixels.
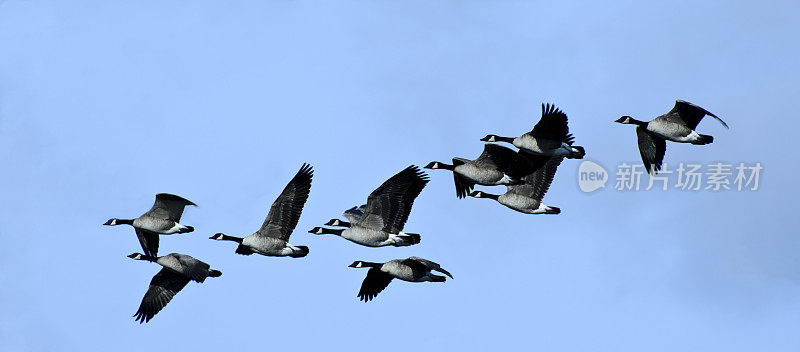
left=629, top=118, right=648, bottom=127
left=482, top=192, right=500, bottom=200
left=311, top=227, right=345, bottom=236
left=140, top=254, right=158, bottom=262
left=326, top=228, right=345, bottom=236
left=360, top=261, right=382, bottom=268
left=435, top=162, right=456, bottom=170
left=337, top=221, right=352, bottom=227
left=220, top=234, right=244, bottom=243
left=494, top=136, right=516, bottom=143
left=118, top=219, right=134, bottom=225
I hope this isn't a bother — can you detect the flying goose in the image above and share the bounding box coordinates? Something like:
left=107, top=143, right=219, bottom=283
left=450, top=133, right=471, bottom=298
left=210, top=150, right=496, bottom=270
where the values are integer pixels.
left=210, top=164, right=312, bottom=258
left=469, top=156, right=563, bottom=214
left=309, top=165, right=428, bottom=247
left=615, top=100, right=729, bottom=174
left=104, top=193, right=197, bottom=257
left=481, top=103, right=585, bottom=159
left=325, top=219, right=351, bottom=227
left=424, top=144, right=537, bottom=199
left=128, top=252, right=221, bottom=323
left=324, top=204, right=377, bottom=227
left=349, top=257, right=452, bottom=302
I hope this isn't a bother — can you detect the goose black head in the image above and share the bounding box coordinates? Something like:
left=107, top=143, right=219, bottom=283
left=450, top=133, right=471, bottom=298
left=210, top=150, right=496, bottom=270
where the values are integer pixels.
left=348, top=261, right=365, bottom=268
left=127, top=253, right=147, bottom=260
left=324, top=219, right=347, bottom=227
left=209, top=233, right=225, bottom=240
left=349, top=260, right=379, bottom=268
left=480, top=134, right=498, bottom=142
left=309, top=227, right=343, bottom=236
left=615, top=116, right=634, bottom=124
left=104, top=218, right=133, bottom=226
left=424, top=161, right=441, bottom=169
left=469, top=191, right=498, bottom=200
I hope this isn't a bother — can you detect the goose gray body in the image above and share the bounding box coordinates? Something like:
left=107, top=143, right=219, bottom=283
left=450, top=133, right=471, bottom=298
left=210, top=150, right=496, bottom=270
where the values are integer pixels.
left=312, top=220, right=419, bottom=247
left=343, top=227, right=417, bottom=247
left=310, top=165, right=428, bottom=247
left=425, top=144, right=538, bottom=199
left=453, top=161, right=508, bottom=184
left=470, top=156, right=562, bottom=214
left=481, top=104, right=585, bottom=159
left=104, top=193, right=197, bottom=257
left=349, top=257, right=453, bottom=302
left=128, top=252, right=221, bottom=323
left=616, top=100, right=728, bottom=174
left=210, top=164, right=312, bottom=258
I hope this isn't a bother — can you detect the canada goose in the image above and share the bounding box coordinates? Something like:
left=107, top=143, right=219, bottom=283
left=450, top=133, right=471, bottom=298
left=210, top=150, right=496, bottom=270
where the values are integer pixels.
left=104, top=193, right=197, bottom=257
left=325, top=219, right=351, bottom=227
left=481, top=103, right=585, bottom=159
left=424, top=144, right=538, bottom=199
left=309, top=165, right=428, bottom=247
left=615, top=100, right=729, bottom=174
left=210, top=164, right=312, bottom=258
left=128, top=252, right=221, bottom=323
left=349, top=257, right=452, bottom=302
left=469, top=156, right=563, bottom=214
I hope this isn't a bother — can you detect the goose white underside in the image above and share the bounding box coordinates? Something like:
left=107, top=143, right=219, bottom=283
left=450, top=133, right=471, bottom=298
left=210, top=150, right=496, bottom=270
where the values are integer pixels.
left=363, top=233, right=411, bottom=247
left=160, top=222, right=190, bottom=234
left=241, top=244, right=304, bottom=257
left=387, top=268, right=436, bottom=282
left=554, top=143, right=580, bottom=156
left=529, top=204, right=557, bottom=214
left=342, top=228, right=415, bottom=247
left=515, top=138, right=576, bottom=156
left=502, top=200, right=557, bottom=214
left=264, top=245, right=304, bottom=257
left=240, top=236, right=303, bottom=256
left=381, top=233, right=412, bottom=246
left=647, top=125, right=704, bottom=143
left=670, top=130, right=703, bottom=143
left=135, top=221, right=189, bottom=234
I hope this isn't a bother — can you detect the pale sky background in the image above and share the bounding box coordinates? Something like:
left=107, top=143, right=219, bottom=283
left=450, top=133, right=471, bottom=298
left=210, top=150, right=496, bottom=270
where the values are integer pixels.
left=1, top=1, right=799, bottom=351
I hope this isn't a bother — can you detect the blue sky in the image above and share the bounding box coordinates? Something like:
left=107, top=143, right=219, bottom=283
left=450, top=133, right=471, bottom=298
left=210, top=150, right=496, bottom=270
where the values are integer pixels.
left=1, top=1, right=799, bottom=351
